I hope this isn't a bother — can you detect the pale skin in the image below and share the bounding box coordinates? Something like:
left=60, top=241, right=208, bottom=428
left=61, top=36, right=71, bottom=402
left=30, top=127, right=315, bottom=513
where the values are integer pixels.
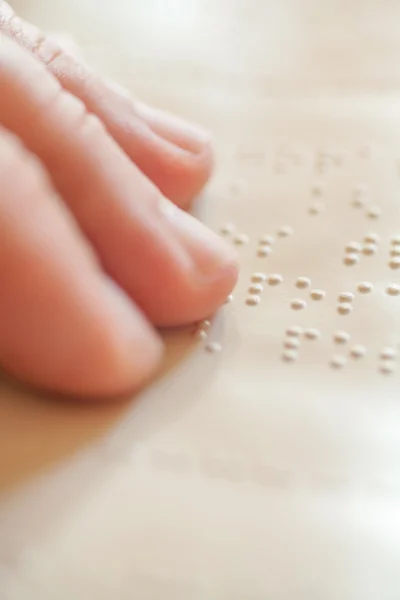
left=0, top=3, right=239, bottom=398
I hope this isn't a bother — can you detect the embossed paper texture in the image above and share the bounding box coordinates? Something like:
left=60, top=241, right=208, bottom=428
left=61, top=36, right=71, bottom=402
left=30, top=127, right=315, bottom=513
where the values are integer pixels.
left=1, top=1, right=400, bottom=599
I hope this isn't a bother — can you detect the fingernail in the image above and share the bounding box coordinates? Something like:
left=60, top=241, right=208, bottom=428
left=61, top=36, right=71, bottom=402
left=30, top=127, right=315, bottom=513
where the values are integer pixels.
left=159, top=198, right=238, bottom=278
left=135, top=102, right=211, bottom=154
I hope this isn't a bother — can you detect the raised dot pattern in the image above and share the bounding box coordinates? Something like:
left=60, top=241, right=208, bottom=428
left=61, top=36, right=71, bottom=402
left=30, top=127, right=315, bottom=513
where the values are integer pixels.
left=217, top=148, right=400, bottom=378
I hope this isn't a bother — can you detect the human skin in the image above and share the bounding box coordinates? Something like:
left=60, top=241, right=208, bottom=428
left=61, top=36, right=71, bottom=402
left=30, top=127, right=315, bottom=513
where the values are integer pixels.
left=0, top=2, right=238, bottom=398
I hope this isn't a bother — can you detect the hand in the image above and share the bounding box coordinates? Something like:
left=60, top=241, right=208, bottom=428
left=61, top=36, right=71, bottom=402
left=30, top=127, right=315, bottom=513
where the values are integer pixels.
left=0, top=3, right=238, bottom=398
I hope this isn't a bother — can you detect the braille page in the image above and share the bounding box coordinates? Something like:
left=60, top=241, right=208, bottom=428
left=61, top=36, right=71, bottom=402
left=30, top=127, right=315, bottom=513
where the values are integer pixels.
left=1, top=1, right=400, bottom=599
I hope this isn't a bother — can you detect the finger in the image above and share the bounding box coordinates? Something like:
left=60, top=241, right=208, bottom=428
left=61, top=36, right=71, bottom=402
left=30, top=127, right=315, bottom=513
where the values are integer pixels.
left=0, top=34, right=238, bottom=327
left=0, top=125, right=162, bottom=397
left=0, top=3, right=213, bottom=207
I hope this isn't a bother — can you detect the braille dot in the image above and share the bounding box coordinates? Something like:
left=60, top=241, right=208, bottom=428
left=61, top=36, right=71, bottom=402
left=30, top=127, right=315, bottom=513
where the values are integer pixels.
left=282, top=350, right=298, bottom=363
left=310, top=289, right=326, bottom=301
left=296, top=276, right=311, bottom=289
left=249, top=283, right=263, bottom=294
left=308, top=202, right=325, bottom=215
left=386, top=284, right=400, bottom=296
left=350, top=345, right=366, bottom=359
left=389, top=257, right=400, bottom=270
left=205, top=342, right=222, bottom=354
left=268, top=274, right=283, bottom=286
left=291, top=299, right=307, bottom=311
left=344, top=253, right=359, bottom=266
left=390, top=248, right=400, bottom=257
left=380, top=347, right=397, bottom=360
left=338, top=292, right=354, bottom=303
left=229, top=178, right=247, bottom=196
left=233, top=233, right=249, bottom=245
left=379, top=361, right=395, bottom=375
left=357, top=282, right=373, bottom=294
left=201, top=320, right=211, bottom=330
left=337, top=303, right=352, bottom=315
left=311, top=181, right=326, bottom=196
left=259, top=234, right=275, bottom=245
left=197, top=330, right=208, bottom=341
left=251, top=272, right=267, bottom=283
left=304, top=328, right=320, bottom=341
left=257, top=246, right=271, bottom=258
left=352, top=197, right=367, bottom=209
left=277, top=225, right=293, bottom=238
left=345, top=242, right=362, bottom=254
left=224, top=294, right=233, bottom=304
left=333, top=331, right=350, bottom=344
left=246, top=295, right=261, bottom=306
left=364, top=232, right=380, bottom=244
left=367, top=206, right=381, bottom=220
left=286, top=326, right=303, bottom=337
left=284, top=338, right=300, bottom=350
left=362, top=243, right=378, bottom=256
left=220, top=222, right=236, bottom=235
left=352, top=185, right=368, bottom=207
left=390, top=235, right=400, bottom=246
left=330, top=355, right=346, bottom=369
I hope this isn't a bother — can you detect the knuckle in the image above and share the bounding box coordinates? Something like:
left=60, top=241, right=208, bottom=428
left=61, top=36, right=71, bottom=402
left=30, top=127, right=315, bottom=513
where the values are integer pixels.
left=78, top=111, right=107, bottom=140
left=47, top=89, right=106, bottom=139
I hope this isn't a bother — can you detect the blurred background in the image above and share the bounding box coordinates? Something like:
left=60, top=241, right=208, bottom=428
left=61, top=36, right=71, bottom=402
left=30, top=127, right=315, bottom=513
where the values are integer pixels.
left=11, top=0, right=400, bottom=102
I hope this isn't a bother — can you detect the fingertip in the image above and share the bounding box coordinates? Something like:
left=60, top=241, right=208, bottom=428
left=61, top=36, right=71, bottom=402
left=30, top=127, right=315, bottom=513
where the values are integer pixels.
left=79, top=279, right=165, bottom=399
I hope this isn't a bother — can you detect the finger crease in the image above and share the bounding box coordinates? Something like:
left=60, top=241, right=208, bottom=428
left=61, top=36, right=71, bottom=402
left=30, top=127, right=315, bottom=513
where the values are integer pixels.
left=32, top=36, right=64, bottom=69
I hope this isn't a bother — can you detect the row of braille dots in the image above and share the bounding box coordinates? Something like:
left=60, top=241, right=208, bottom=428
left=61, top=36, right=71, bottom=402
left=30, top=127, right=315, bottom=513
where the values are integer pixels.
left=351, top=184, right=381, bottom=220
left=247, top=274, right=400, bottom=312
left=332, top=330, right=397, bottom=374
left=314, top=150, right=344, bottom=175
left=343, top=232, right=380, bottom=266
left=194, top=293, right=234, bottom=351
left=194, top=293, right=232, bottom=355
left=233, top=147, right=305, bottom=172
left=233, top=146, right=304, bottom=171
left=219, top=223, right=293, bottom=252
left=282, top=327, right=397, bottom=374
left=314, top=147, right=365, bottom=175
left=246, top=273, right=326, bottom=309
left=245, top=273, right=326, bottom=309
left=291, top=277, right=325, bottom=310
left=389, top=235, right=400, bottom=270
left=308, top=181, right=326, bottom=216
left=282, top=326, right=320, bottom=363
left=256, top=227, right=293, bottom=257
left=274, top=149, right=305, bottom=173
left=245, top=272, right=282, bottom=305
left=282, top=327, right=368, bottom=365
left=336, top=281, right=400, bottom=314
left=293, top=281, right=373, bottom=315
left=234, top=144, right=370, bottom=168
left=275, top=147, right=359, bottom=174
left=343, top=233, right=400, bottom=270
left=313, top=145, right=370, bottom=176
